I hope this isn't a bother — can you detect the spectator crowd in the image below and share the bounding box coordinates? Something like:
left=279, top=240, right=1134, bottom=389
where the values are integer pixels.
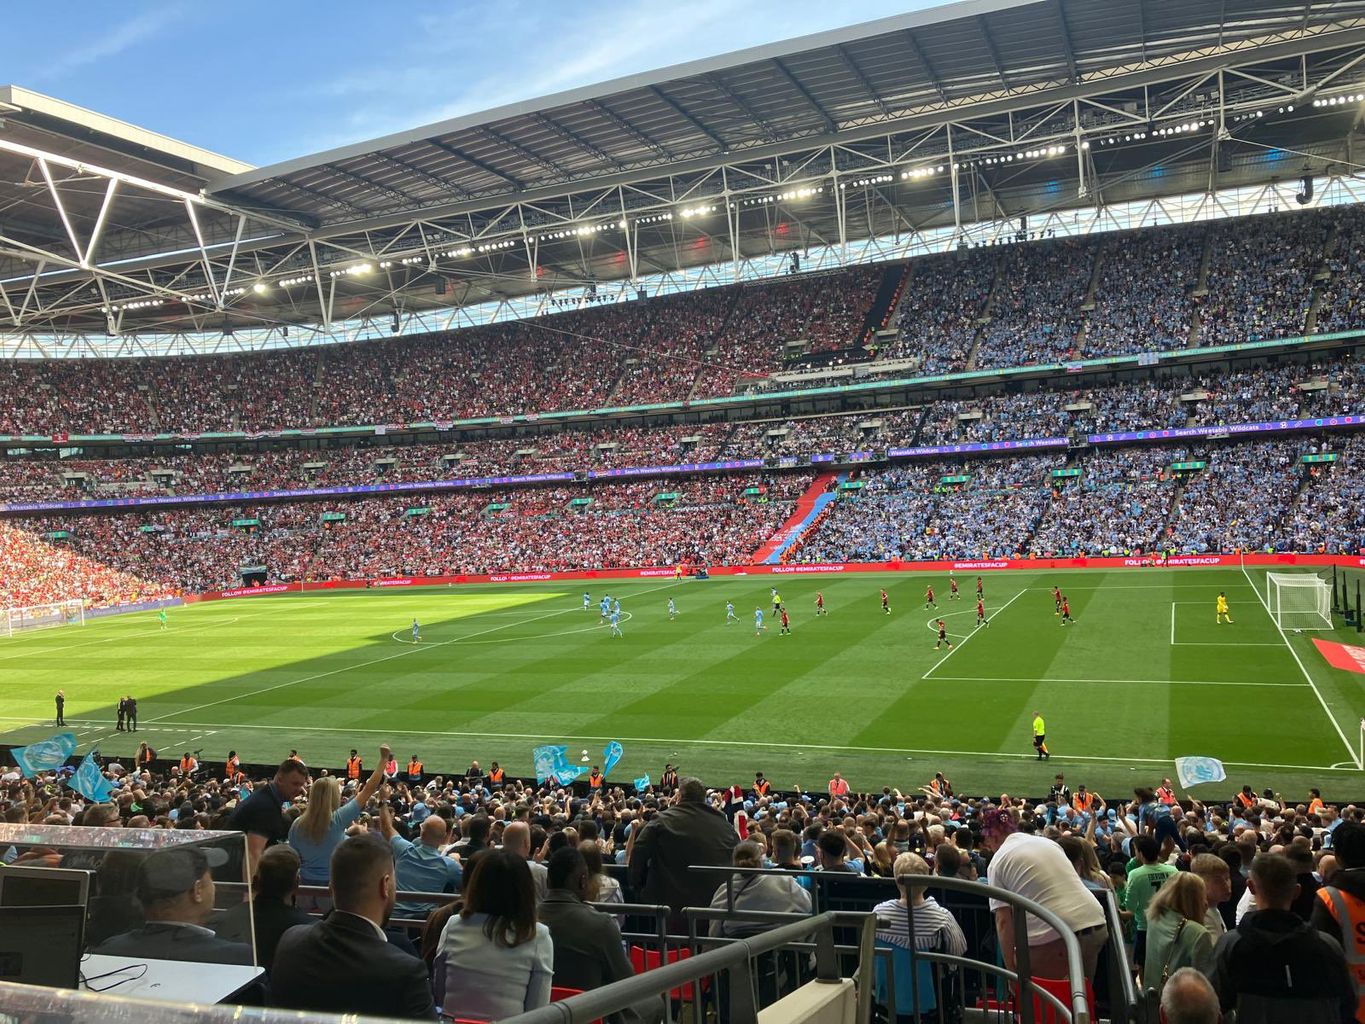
left=0, top=207, right=1361, bottom=440
left=3, top=746, right=1362, bottom=1024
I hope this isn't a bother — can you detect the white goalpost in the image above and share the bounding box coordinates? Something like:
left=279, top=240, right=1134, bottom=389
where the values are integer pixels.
left=1265, top=572, right=1333, bottom=631
left=3, top=599, right=85, bottom=638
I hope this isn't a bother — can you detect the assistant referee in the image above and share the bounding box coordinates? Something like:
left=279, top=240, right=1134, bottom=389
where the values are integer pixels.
left=1032, top=710, right=1050, bottom=760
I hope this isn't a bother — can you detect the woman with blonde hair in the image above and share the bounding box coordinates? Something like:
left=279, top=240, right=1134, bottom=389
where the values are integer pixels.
left=288, top=757, right=384, bottom=885
left=1142, top=871, right=1215, bottom=992
left=1057, top=835, right=1111, bottom=890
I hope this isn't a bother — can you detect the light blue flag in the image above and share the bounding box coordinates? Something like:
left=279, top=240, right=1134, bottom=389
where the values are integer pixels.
left=70, top=751, right=116, bottom=802
left=602, top=741, right=624, bottom=777
left=551, top=746, right=588, bottom=785
left=11, top=732, right=78, bottom=778
left=1174, top=756, right=1226, bottom=789
left=633, top=774, right=651, bottom=792
left=533, top=745, right=566, bottom=784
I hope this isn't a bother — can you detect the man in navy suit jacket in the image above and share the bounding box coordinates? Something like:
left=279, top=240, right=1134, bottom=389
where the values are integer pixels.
left=270, top=833, right=435, bottom=1020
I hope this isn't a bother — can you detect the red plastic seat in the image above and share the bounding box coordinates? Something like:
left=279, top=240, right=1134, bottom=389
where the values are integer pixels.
left=974, top=977, right=1095, bottom=1024
left=550, top=985, right=602, bottom=1024
left=629, top=944, right=709, bottom=1002
left=1027, top=977, right=1095, bottom=1024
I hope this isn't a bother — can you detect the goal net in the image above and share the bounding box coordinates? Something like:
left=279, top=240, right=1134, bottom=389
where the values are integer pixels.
left=1266, top=572, right=1332, bottom=631
left=4, top=600, right=85, bottom=638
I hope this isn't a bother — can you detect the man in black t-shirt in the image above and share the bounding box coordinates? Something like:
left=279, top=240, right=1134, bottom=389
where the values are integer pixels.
left=230, top=758, right=310, bottom=875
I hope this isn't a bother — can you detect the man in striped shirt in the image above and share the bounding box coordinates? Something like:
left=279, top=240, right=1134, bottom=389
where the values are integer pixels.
left=874, top=853, right=968, bottom=956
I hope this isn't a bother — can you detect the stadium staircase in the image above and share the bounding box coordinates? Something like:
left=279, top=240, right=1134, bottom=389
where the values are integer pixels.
left=1072, top=240, right=1105, bottom=355
left=1187, top=227, right=1215, bottom=347
left=142, top=389, right=161, bottom=432
left=306, top=349, right=325, bottom=423
left=752, top=472, right=842, bottom=564
left=963, top=254, right=1004, bottom=370
left=862, top=264, right=911, bottom=343
left=1305, top=221, right=1341, bottom=335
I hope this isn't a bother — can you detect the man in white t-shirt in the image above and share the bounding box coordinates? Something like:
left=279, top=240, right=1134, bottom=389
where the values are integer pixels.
left=980, top=807, right=1108, bottom=979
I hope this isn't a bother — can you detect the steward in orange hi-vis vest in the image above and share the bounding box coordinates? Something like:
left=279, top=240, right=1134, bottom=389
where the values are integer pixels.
left=1316, top=885, right=1365, bottom=1024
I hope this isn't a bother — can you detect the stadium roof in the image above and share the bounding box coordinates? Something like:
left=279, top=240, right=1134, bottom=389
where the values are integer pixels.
left=5, top=0, right=1365, bottom=350
left=210, top=0, right=1365, bottom=222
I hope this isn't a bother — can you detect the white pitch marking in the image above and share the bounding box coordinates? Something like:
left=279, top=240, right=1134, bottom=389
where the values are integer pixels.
left=144, top=581, right=681, bottom=725
left=0, top=616, right=244, bottom=662
left=1241, top=562, right=1359, bottom=766
left=927, top=675, right=1309, bottom=688
left=0, top=716, right=1335, bottom=774
left=921, top=591, right=1024, bottom=679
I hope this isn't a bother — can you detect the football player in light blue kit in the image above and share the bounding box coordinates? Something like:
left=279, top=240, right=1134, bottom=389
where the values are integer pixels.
left=754, top=607, right=766, bottom=637
left=599, top=596, right=610, bottom=623
left=583, top=592, right=591, bottom=612
left=612, top=597, right=621, bottom=617
left=725, top=601, right=738, bottom=624
left=411, top=618, right=421, bottom=642
left=610, top=609, right=623, bottom=637
left=667, top=598, right=678, bottom=620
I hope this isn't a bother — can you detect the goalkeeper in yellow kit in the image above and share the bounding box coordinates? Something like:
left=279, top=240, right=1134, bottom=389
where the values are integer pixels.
left=1215, top=591, right=1233, bottom=624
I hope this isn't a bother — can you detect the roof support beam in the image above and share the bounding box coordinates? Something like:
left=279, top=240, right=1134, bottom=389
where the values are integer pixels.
left=772, top=58, right=838, bottom=133
left=975, top=16, right=1010, bottom=89
left=326, top=165, right=427, bottom=208
left=478, top=125, right=572, bottom=179
left=372, top=153, right=475, bottom=200
left=1054, top=0, right=1081, bottom=83
left=706, top=75, right=783, bottom=141
left=833, top=44, right=891, bottom=118
left=901, top=31, right=948, bottom=104
left=426, top=139, right=527, bottom=191
left=584, top=99, right=676, bottom=160
left=648, top=85, right=727, bottom=151
left=84, top=179, right=119, bottom=269
left=533, top=113, right=623, bottom=170
left=276, top=177, right=371, bottom=218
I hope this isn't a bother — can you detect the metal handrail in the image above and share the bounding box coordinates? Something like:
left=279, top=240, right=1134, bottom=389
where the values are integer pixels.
left=1098, top=886, right=1140, bottom=1023
left=219, top=869, right=1100, bottom=1024
left=500, top=912, right=846, bottom=1024
left=687, top=865, right=1094, bottom=1024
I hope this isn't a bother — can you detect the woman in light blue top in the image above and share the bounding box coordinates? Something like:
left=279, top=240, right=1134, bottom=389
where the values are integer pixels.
left=288, top=759, right=384, bottom=885
left=436, top=849, right=553, bottom=1020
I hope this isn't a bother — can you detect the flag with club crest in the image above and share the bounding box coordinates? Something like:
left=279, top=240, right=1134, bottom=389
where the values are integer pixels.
left=1174, top=756, right=1226, bottom=789
left=10, top=732, right=78, bottom=778
left=532, top=744, right=588, bottom=785
left=70, top=750, right=117, bottom=802
left=602, top=741, right=624, bottom=777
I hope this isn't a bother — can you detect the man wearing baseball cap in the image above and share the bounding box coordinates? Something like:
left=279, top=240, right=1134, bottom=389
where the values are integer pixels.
left=94, top=845, right=252, bottom=965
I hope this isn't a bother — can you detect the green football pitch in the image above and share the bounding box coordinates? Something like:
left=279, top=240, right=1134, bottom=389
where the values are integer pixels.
left=3, top=568, right=1364, bottom=798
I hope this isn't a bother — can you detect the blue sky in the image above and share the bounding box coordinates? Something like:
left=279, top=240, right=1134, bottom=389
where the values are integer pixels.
left=10, top=1, right=937, bottom=168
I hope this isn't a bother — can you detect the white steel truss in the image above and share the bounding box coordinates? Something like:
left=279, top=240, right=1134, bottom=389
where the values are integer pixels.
left=5, top=24, right=1365, bottom=354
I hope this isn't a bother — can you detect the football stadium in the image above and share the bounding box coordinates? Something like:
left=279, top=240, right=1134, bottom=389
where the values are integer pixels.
left=3, top=2, right=1365, bottom=1020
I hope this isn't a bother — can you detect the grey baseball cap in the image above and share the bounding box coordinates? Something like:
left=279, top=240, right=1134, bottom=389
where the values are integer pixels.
left=137, top=846, right=229, bottom=902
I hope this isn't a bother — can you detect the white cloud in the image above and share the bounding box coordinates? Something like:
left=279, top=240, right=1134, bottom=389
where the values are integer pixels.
left=282, top=0, right=822, bottom=157
left=39, top=6, right=187, bottom=83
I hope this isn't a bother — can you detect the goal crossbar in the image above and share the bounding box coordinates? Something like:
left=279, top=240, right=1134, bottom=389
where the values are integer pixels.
left=1266, top=572, right=1333, bottom=631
